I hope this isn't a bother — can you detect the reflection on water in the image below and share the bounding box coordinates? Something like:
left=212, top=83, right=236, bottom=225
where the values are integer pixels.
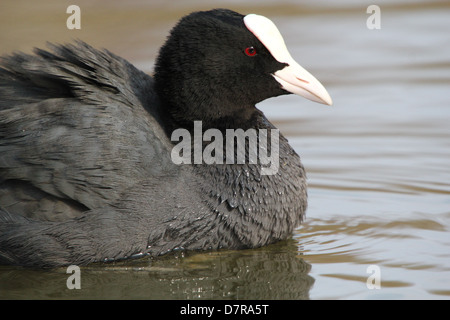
left=0, top=0, right=450, bottom=299
left=0, top=241, right=313, bottom=299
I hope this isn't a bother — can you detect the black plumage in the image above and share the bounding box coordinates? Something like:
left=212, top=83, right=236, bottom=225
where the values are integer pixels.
left=0, top=9, right=308, bottom=268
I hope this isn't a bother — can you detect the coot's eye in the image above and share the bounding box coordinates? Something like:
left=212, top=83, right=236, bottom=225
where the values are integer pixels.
left=244, top=46, right=257, bottom=57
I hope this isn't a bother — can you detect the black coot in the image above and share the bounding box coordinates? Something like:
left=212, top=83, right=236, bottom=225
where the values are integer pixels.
left=0, top=9, right=332, bottom=268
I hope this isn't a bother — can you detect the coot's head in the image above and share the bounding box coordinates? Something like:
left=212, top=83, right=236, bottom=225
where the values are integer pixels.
left=154, top=9, right=332, bottom=127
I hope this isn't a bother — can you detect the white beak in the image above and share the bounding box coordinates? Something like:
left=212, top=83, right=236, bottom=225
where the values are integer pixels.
left=273, top=58, right=333, bottom=105
left=244, top=13, right=333, bottom=106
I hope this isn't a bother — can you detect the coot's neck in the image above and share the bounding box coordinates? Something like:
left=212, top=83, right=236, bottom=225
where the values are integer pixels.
left=155, top=89, right=260, bottom=135
left=154, top=73, right=307, bottom=248
left=167, top=105, right=307, bottom=248
left=188, top=112, right=308, bottom=247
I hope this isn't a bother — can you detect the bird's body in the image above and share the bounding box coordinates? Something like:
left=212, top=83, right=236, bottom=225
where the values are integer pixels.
left=0, top=9, right=331, bottom=268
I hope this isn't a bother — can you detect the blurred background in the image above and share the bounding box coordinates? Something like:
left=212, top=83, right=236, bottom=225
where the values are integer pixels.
left=0, top=0, right=449, bottom=300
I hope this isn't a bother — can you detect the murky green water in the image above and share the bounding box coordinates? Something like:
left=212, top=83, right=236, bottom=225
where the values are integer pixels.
left=0, top=0, right=449, bottom=300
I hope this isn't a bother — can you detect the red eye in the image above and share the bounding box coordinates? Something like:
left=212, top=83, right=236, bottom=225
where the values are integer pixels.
left=244, top=46, right=257, bottom=57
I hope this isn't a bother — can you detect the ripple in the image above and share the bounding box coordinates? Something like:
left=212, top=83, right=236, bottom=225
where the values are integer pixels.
left=294, top=211, right=450, bottom=298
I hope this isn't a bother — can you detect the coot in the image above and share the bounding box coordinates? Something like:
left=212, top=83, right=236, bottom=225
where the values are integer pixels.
left=0, top=9, right=332, bottom=268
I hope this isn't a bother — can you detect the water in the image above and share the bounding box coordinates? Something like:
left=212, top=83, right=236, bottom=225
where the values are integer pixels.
left=0, top=0, right=449, bottom=300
